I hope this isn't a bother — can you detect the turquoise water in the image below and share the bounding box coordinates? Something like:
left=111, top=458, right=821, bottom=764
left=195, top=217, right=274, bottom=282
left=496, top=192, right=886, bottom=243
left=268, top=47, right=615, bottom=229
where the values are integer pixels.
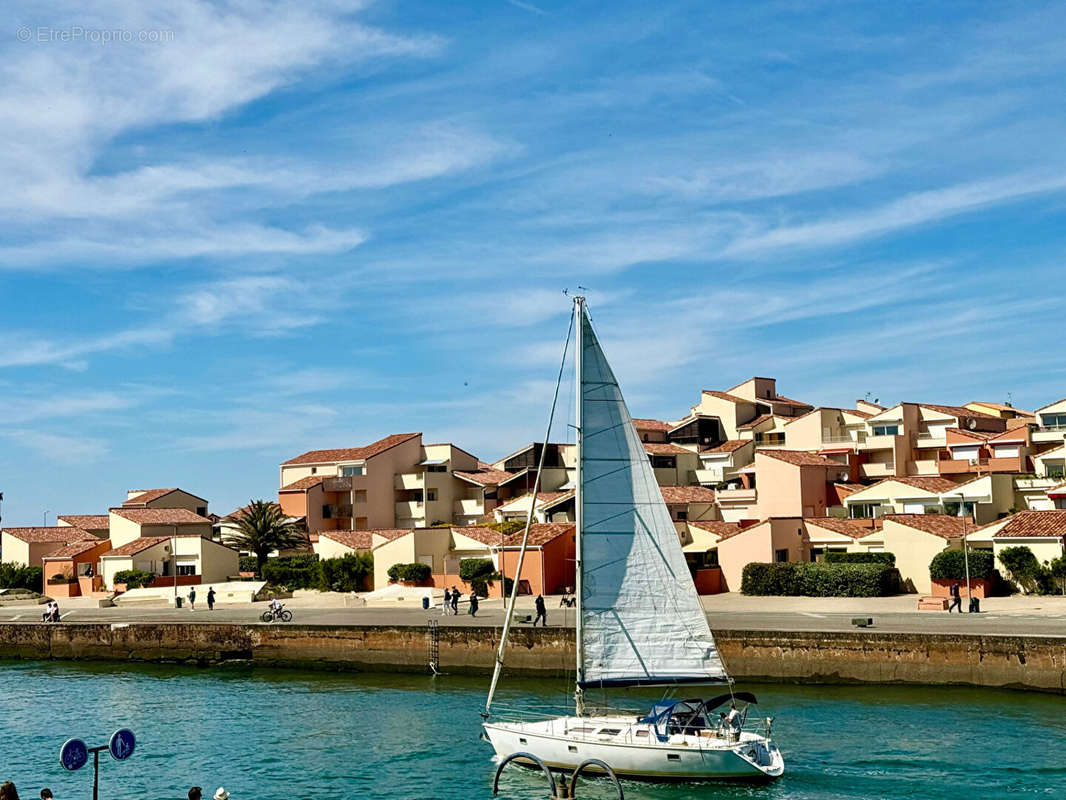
left=1, top=661, right=1064, bottom=799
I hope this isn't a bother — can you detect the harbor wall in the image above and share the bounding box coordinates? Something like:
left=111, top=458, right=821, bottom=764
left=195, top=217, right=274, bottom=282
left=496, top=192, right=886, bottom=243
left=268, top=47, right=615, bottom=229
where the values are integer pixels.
left=0, top=623, right=1063, bottom=693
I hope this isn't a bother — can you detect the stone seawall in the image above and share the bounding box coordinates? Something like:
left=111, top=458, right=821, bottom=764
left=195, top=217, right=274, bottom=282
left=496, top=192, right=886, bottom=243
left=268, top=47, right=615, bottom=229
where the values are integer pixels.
left=0, top=623, right=1063, bottom=693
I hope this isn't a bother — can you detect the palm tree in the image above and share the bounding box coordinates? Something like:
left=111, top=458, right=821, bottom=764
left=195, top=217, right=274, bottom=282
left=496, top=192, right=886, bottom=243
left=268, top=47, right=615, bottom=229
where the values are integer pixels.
left=225, top=500, right=308, bottom=577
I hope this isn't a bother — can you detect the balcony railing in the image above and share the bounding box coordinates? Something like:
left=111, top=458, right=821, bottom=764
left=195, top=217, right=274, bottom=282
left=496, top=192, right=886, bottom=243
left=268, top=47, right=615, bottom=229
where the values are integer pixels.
left=323, top=476, right=353, bottom=492
left=821, top=433, right=853, bottom=444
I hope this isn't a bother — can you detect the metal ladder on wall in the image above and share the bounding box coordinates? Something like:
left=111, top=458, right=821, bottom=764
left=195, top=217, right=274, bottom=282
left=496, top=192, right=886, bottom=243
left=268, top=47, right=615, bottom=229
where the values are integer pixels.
left=427, top=619, right=440, bottom=675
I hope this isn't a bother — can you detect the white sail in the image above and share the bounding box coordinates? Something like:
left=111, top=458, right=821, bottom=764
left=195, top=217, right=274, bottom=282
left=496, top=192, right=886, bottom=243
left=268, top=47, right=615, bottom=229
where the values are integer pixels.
left=577, top=309, right=726, bottom=687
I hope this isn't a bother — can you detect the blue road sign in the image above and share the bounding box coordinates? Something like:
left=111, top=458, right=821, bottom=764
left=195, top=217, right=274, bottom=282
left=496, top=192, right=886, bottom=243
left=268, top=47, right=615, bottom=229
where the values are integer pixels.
left=60, top=738, right=88, bottom=771
left=109, top=728, right=136, bottom=761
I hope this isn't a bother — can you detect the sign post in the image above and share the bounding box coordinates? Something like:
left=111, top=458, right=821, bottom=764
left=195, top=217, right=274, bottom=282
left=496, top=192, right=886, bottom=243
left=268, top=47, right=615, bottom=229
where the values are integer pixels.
left=60, top=729, right=135, bottom=800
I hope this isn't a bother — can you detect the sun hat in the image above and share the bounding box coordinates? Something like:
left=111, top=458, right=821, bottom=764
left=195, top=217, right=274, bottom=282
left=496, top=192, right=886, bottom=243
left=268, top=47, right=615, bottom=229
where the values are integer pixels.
left=213, top=789, right=230, bottom=800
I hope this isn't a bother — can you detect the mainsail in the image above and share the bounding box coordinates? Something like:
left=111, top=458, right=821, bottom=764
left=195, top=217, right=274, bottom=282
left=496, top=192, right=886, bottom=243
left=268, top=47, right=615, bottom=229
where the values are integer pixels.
left=577, top=308, right=727, bottom=688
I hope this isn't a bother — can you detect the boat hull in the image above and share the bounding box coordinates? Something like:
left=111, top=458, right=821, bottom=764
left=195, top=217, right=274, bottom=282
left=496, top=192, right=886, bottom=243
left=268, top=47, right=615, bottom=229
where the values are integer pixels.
left=484, top=716, right=784, bottom=781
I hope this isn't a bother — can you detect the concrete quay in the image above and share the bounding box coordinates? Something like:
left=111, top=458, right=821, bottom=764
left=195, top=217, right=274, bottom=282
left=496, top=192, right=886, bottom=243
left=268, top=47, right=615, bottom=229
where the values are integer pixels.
left=0, top=618, right=1064, bottom=694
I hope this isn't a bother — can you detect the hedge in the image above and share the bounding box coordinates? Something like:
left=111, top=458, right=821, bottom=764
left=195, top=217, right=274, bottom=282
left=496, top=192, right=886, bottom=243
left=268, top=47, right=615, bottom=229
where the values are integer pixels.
left=262, top=554, right=322, bottom=590
left=318, top=553, right=373, bottom=592
left=824, top=551, right=896, bottom=566
left=928, top=549, right=995, bottom=581
left=459, top=558, right=495, bottom=581
left=387, top=562, right=432, bottom=583
left=741, top=562, right=898, bottom=597
left=113, top=569, right=156, bottom=590
left=0, top=564, right=43, bottom=593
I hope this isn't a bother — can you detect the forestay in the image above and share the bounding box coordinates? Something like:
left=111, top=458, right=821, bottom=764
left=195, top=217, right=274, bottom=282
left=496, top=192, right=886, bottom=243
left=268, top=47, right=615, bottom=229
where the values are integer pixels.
left=577, top=310, right=727, bottom=687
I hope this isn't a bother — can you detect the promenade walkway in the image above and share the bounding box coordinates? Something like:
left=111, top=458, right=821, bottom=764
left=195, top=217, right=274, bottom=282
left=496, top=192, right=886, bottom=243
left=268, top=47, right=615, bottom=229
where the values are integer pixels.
left=2, top=592, right=1065, bottom=636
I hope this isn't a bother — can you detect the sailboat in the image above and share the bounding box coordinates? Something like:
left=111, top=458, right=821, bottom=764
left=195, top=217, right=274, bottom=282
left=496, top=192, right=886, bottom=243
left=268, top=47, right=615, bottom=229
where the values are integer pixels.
left=482, top=296, right=784, bottom=781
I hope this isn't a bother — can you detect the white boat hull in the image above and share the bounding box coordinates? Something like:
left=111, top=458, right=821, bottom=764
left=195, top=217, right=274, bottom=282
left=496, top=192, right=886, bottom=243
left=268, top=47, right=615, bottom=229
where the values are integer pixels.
left=484, top=715, right=784, bottom=781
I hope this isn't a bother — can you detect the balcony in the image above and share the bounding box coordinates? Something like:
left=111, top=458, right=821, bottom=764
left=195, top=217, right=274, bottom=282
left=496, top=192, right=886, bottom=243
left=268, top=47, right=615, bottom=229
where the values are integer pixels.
left=323, top=476, right=353, bottom=492
left=1032, top=428, right=1066, bottom=443
left=860, top=433, right=902, bottom=451
left=821, top=433, right=853, bottom=444
left=395, top=500, right=425, bottom=519
left=321, top=503, right=353, bottom=520
left=861, top=462, right=896, bottom=478
left=941, top=456, right=1024, bottom=475
left=911, top=459, right=940, bottom=475
left=454, top=498, right=485, bottom=517
left=914, top=432, right=946, bottom=448
left=695, top=468, right=723, bottom=485
left=715, top=487, right=757, bottom=503
left=395, top=473, right=424, bottom=490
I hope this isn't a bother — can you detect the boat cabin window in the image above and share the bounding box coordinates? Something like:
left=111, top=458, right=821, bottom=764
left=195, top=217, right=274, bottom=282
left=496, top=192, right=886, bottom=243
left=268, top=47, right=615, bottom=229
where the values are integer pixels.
left=597, top=728, right=622, bottom=736
left=569, top=726, right=594, bottom=733
left=635, top=730, right=649, bottom=737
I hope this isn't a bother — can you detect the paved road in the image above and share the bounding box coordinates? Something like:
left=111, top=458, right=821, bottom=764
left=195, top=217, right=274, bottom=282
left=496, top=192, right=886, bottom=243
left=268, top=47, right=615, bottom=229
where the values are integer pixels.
left=3, top=602, right=1065, bottom=637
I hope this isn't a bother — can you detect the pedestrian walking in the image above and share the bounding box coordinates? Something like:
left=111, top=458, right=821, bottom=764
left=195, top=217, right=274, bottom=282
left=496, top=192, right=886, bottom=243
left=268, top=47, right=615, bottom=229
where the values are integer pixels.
left=450, top=587, right=459, bottom=615
left=468, top=591, right=479, bottom=617
left=207, top=588, right=216, bottom=611
left=442, top=588, right=451, bottom=615
left=948, top=582, right=962, bottom=613
left=0, top=781, right=19, bottom=800
left=188, top=788, right=202, bottom=800
left=188, top=587, right=196, bottom=610
left=533, top=594, right=547, bottom=627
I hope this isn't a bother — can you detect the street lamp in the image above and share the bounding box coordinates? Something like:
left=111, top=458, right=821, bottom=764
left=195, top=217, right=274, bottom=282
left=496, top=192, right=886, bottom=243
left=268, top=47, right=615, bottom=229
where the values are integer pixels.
left=955, top=492, right=973, bottom=609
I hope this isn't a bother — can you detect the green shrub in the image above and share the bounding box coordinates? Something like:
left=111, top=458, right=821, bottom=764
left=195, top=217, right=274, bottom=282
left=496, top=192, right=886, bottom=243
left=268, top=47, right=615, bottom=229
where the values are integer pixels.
left=47, top=573, right=74, bottom=585
left=387, top=562, right=432, bottom=583
left=262, top=554, right=321, bottom=590
left=114, top=569, right=156, bottom=589
left=0, top=564, right=43, bottom=592
left=238, top=556, right=258, bottom=572
left=824, top=551, right=896, bottom=566
left=741, top=562, right=897, bottom=597
left=998, top=545, right=1052, bottom=594
left=929, top=549, right=995, bottom=581
left=470, top=574, right=514, bottom=598
left=485, top=520, right=526, bottom=535
left=318, top=553, right=373, bottom=592
left=459, top=558, right=495, bottom=581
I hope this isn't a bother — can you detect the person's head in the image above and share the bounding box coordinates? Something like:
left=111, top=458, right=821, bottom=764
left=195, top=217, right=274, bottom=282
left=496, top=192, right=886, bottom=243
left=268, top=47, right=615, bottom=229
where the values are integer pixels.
left=0, top=781, right=19, bottom=800
left=730, top=701, right=736, bottom=709
left=40, top=790, right=52, bottom=800
left=189, top=787, right=202, bottom=800
left=213, top=788, right=230, bottom=800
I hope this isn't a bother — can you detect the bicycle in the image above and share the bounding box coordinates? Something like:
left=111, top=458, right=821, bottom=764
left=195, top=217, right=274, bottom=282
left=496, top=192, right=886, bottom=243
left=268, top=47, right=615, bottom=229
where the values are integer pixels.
left=260, top=605, right=293, bottom=623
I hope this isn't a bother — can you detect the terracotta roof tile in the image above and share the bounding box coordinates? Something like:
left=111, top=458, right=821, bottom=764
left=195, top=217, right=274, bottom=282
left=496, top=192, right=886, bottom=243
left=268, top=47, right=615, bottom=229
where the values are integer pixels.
left=701, top=390, right=749, bottom=404
left=643, top=442, right=692, bottom=456
left=632, top=418, right=673, bottom=432
left=865, top=475, right=968, bottom=494
left=43, top=540, right=108, bottom=559
left=803, top=517, right=871, bottom=538
left=451, top=526, right=504, bottom=546
left=282, top=433, right=420, bottom=466
left=758, top=450, right=843, bottom=467
left=279, top=476, right=325, bottom=492
left=56, top=514, right=111, bottom=531
left=453, top=468, right=514, bottom=487
left=366, top=528, right=414, bottom=543
left=502, top=523, right=575, bottom=547
left=123, top=488, right=179, bottom=506
left=659, top=485, right=717, bottom=503
left=102, top=536, right=172, bottom=557
left=991, top=510, right=1066, bottom=539
left=110, top=508, right=212, bottom=525
left=317, top=530, right=374, bottom=550
left=946, top=428, right=996, bottom=442
left=704, top=439, right=750, bottom=454
left=1, top=526, right=93, bottom=544
left=687, top=520, right=741, bottom=538
left=883, top=514, right=969, bottom=539
left=918, top=403, right=997, bottom=419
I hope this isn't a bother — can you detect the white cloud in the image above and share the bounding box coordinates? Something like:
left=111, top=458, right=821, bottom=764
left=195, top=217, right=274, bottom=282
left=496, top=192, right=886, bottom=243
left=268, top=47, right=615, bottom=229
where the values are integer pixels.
left=3, top=430, right=109, bottom=463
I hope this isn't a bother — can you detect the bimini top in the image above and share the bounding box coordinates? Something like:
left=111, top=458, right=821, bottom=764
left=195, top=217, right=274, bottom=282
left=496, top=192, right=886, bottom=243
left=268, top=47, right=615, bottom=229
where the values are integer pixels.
left=639, top=693, right=759, bottom=741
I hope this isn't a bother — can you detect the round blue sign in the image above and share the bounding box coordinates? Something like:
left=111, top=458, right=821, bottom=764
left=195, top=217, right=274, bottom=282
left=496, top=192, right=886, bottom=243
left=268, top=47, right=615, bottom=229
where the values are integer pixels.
left=109, top=728, right=135, bottom=761
left=60, top=738, right=88, bottom=771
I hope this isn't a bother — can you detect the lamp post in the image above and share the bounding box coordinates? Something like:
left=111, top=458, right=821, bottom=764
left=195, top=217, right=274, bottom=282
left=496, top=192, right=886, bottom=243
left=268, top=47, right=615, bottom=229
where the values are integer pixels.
left=955, top=493, right=973, bottom=609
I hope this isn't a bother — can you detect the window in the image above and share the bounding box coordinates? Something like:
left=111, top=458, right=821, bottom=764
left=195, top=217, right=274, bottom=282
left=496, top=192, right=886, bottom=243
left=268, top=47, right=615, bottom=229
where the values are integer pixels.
left=310, top=467, right=317, bottom=474
left=850, top=503, right=881, bottom=519
left=1042, top=413, right=1066, bottom=430
left=427, top=464, right=447, bottom=473
left=425, top=489, right=437, bottom=502
left=705, top=550, right=719, bottom=567
left=322, top=504, right=333, bottom=519
left=340, top=465, right=364, bottom=477
left=775, top=549, right=789, bottom=563
left=676, top=510, right=688, bottom=521
left=872, top=424, right=899, bottom=436
left=196, top=506, right=207, bottom=517
left=650, top=455, right=676, bottom=468
left=177, top=564, right=196, bottom=576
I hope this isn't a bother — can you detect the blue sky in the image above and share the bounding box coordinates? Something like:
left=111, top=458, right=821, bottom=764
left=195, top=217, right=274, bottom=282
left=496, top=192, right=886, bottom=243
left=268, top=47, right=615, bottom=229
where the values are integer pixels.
left=3, top=0, right=1066, bottom=525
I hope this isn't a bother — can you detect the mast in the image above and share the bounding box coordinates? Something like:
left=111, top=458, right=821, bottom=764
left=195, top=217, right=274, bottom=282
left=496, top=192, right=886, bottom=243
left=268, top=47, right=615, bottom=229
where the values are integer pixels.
left=573, top=295, right=585, bottom=717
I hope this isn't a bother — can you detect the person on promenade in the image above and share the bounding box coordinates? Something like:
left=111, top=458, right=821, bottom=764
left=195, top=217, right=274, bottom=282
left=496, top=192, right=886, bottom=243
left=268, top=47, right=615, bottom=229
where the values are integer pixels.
left=533, top=594, right=547, bottom=627
left=188, top=587, right=197, bottom=610
left=212, top=788, right=230, bottom=800
left=948, top=582, right=962, bottom=613
left=442, top=588, right=451, bottom=615
left=41, top=601, right=52, bottom=623
left=207, top=588, right=216, bottom=611
left=450, top=587, right=459, bottom=615
left=468, top=591, right=479, bottom=617
left=0, top=781, right=19, bottom=800
left=188, top=788, right=202, bottom=800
